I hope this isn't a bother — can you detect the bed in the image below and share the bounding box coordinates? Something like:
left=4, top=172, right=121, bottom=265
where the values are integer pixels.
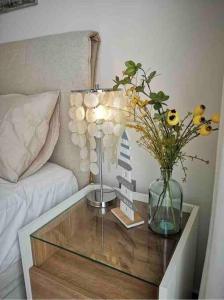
left=0, top=163, right=78, bottom=298
left=0, top=31, right=100, bottom=298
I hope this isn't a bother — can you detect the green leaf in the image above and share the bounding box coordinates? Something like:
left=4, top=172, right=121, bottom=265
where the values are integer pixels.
left=135, top=86, right=144, bottom=92
left=124, top=67, right=137, bottom=76
left=150, top=92, right=158, bottom=101
left=148, top=100, right=156, bottom=104
left=113, top=79, right=119, bottom=85
left=146, top=71, right=157, bottom=83
left=115, top=76, right=119, bottom=82
left=136, top=63, right=142, bottom=68
left=158, top=91, right=169, bottom=101
left=125, top=60, right=136, bottom=68
left=150, top=91, right=169, bottom=102
left=162, top=95, right=169, bottom=101
left=113, top=84, right=119, bottom=90
left=120, top=77, right=131, bottom=84
left=154, top=103, right=162, bottom=110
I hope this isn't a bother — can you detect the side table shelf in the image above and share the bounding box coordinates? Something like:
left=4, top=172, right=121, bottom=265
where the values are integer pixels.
left=30, top=240, right=158, bottom=299
left=19, top=184, right=199, bottom=299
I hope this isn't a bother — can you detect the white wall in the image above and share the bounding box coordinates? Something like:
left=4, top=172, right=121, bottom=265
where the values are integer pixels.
left=1, top=0, right=224, bottom=291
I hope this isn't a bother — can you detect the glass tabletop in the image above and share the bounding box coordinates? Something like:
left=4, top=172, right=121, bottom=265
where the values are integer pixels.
left=31, top=198, right=188, bottom=286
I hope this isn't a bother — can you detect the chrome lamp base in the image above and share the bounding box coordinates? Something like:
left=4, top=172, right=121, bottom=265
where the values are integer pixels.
left=87, top=188, right=116, bottom=208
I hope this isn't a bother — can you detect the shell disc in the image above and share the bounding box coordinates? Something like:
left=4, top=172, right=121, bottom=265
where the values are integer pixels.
left=113, top=124, right=124, bottom=136
left=75, top=106, right=85, bottom=121
left=70, top=93, right=83, bottom=107
left=102, top=121, right=114, bottom=135
left=88, top=123, right=97, bottom=136
left=80, top=160, right=90, bottom=172
left=71, top=133, right=79, bottom=145
left=90, top=163, right=99, bottom=175
left=86, top=108, right=97, bottom=123
left=90, top=150, right=97, bottom=163
left=89, top=137, right=96, bottom=149
left=68, top=107, right=76, bottom=120
left=68, top=120, right=77, bottom=132
left=78, top=134, right=87, bottom=148
left=84, top=93, right=99, bottom=108
left=77, top=120, right=87, bottom=134
left=80, top=147, right=88, bottom=159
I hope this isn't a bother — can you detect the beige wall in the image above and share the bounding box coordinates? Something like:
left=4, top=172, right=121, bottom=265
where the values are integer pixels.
left=1, top=0, right=224, bottom=290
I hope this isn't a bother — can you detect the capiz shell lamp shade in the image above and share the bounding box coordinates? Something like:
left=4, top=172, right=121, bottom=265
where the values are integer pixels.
left=69, top=88, right=127, bottom=208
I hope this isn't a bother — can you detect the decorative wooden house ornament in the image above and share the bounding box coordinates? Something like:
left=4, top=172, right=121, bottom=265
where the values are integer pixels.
left=111, top=131, right=144, bottom=228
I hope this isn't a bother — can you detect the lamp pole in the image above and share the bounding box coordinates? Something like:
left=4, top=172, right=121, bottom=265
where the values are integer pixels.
left=87, top=121, right=116, bottom=208
left=96, top=120, right=104, bottom=204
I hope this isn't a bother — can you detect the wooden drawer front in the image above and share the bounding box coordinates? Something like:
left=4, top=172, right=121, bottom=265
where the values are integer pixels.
left=30, top=249, right=158, bottom=299
left=30, top=267, right=89, bottom=299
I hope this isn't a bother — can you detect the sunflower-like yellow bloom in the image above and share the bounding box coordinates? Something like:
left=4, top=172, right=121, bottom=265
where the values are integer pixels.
left=211, top=113, right=220, bottom=124
left=193, top=115, right=205, bottom=126
left=199, top=124, right=212, bottom=136
left=167, top=109, right=180, bottom=126
left=193, top=104, right=206, bottom=116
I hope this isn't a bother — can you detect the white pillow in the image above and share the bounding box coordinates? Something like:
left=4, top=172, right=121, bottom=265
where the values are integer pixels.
left=0, top=91, right=60, bottom=182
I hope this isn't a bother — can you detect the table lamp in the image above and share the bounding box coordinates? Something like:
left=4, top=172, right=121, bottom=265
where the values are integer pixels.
left=69, top=87, right=128, bottom=207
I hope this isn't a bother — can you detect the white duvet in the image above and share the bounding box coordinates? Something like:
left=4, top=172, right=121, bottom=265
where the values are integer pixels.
left=0, top=163, right=78, bottom=273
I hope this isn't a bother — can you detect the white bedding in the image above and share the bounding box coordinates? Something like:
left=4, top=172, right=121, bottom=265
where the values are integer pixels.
left=0, top=162, right=78, bottom=273
left=0, top=260, right=24, bottom=298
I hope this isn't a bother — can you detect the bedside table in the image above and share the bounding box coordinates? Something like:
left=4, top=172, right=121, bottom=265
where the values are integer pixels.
left=19, top=184, right=199, bottom=299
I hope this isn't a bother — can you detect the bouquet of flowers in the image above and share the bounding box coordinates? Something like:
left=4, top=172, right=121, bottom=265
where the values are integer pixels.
left=113, top=61, right=220, bottom=235
left=113, top=60, right=220, bottom=181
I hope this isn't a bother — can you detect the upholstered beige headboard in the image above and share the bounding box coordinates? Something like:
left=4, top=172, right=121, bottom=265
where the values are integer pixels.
left=0, top=31, right=100, bottom=188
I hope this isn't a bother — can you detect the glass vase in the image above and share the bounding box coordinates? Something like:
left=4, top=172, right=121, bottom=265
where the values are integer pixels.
left=148, top=168, right=183, bottom=236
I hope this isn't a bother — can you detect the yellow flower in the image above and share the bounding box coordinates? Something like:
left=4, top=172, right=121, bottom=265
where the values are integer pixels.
left=199, top=124, right=212, bottom=136
left=193, top=115, right=205, bottom=126
left=130, top=95, right=139, bottom=108
left=193, top=104, right=206, bottom=116
left=211, top=113, right=220, bottom=124
left=128, top=124, right=145, bottom=132
left=167, top=109, right=180, bottom=126
left=126, top=88, right=135, bottom=97
left=137, top=99, right=149, bottom=107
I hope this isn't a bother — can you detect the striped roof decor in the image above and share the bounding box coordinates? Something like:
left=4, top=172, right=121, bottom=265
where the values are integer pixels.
left=117, top=130, right=136, bottom=194
left=121, top=130, right=128, bottom=140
